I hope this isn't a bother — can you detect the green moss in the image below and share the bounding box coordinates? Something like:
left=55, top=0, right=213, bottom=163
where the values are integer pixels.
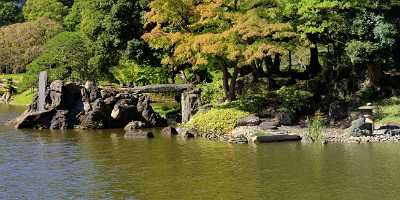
left=184, top=108, right=249, bottom=135
left=376, top=96, right=400, bottom=125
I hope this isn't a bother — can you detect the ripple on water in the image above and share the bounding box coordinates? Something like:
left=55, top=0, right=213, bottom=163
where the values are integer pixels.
left=1, top=104, right=400, bottom=199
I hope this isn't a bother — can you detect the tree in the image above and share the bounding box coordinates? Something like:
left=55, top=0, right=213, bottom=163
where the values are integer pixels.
left=0, top=0, right=23, bottom=27
left=0, top=17, right=63, bottom=73
left=143, top=0, right=295, bottom=101
left=23, top=0, right=68, bottom=21
left=279, top=0, right=350, bottom=78
left=346, top=12, right=397, bottom=87
left=22, top=32, right=92, bottom=89
left=63, top=0, right=151, bottom=79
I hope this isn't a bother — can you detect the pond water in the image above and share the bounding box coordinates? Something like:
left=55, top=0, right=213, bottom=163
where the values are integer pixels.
left=1, top=104, right=400, bottom=200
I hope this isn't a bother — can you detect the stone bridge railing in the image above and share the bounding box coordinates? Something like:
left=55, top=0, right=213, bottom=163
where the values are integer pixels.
left=120, top=84, right=193, bottom=94
left=120, top=84, right=200, bottom=123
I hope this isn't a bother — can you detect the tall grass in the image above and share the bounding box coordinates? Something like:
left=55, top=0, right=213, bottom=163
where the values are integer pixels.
left=306, top=112, right=326, bottom=142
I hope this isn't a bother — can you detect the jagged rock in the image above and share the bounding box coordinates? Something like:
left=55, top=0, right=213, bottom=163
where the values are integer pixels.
left=9, top=109, right=56, bottom=129
left=50, top=110, right=69, bottom=130
left=161, top=127, right=178, bottom=136
left=112, top=99, right=139, bottom=122
left=124, top=121, right=146, bottom=131
left=10, top=80, right=168, bottom=130
left=124, top=130, right=154, bottom=139
left=48, top=80, right=63, bottom=109
left=237, top=115, right=261, bottom=126
left=79, top=99, right=108, bottom=129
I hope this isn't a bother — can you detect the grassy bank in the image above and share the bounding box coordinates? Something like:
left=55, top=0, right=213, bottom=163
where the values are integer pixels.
left=0, top=73, right=33, bottom=106
left=11, top=90, right=34, bottom=106
left=376, top=96, right=400, bottom=125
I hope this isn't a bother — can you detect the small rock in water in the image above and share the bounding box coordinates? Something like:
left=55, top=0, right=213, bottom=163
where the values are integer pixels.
left=124, top=121, right=146, bottom=131
left=175, top=128, right=195, bottom=138
left=161, top=127, right=178, bottom=136
left=124, top=130, right=154, bottom=139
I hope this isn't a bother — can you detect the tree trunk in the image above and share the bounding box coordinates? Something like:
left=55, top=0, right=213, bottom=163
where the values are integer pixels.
left=288, top=51, right=292, bottom=72
left=227, top=66, right=239, bottom=101
left=265, top=56, right=273, bottom=74
left=180, top=70, right=188, bottom=83
left=367, top=63, right=385, bottom=87
left=222, top=64, right=230, bottom=100
left=307, top=45, right=321, bottom=77
left=272, top=53, right=281, bottom=74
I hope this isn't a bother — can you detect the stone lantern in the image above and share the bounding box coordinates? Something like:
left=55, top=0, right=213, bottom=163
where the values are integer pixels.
left=358, top=103, right=376, bottom=131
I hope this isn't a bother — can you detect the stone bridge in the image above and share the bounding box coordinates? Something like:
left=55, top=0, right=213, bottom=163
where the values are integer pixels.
left=120, top=84, right=200, bottom=123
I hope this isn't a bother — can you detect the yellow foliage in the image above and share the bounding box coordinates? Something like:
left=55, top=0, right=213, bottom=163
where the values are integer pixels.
left=143, top=0, right=296, bottom=69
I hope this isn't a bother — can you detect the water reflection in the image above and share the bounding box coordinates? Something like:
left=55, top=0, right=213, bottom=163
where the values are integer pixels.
left=1, top=104, right=400, bottom=199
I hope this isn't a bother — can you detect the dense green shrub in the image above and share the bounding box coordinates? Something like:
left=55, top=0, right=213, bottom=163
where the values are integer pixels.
left=276, top=86, right=313, bottom=113
left=198, top=80, right=225, bottom=105
left=20, top=32, right=91, bottom=90
left=0, top=17, right=63, bottom=73
left=111, top=61, right=169, bottom=86
left=185, top=108, right=249, bottom=135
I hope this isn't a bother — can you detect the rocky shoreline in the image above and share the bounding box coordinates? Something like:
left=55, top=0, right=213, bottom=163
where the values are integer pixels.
left=8, top=80, right=167, bottom=129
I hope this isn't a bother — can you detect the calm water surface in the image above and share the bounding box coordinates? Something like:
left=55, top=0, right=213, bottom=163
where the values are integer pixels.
left=1, top=104, right=400, bottom=200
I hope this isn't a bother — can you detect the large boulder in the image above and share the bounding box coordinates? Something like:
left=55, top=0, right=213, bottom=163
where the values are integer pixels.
left=237, top=115, right=261, bottom=127
left=9, top=109, right=56, bottom=129
left=79, top=99, right=109, bottom=129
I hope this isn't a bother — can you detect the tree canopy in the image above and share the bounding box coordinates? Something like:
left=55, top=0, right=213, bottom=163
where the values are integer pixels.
left=143, top=0, right=296, bottom=100
left=23, top=0, right=68, bottom=21
left=0, top=17, right=63, bottom=73
left=22, top=31, right=91, bottom=89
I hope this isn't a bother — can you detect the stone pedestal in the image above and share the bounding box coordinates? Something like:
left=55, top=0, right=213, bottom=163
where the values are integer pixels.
left=38, top=71, right=48, bottom=111
left=181, top=90, right=200, bottom=123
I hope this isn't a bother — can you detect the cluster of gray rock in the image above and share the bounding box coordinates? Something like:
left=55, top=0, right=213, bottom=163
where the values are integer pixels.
left=9, top=80, right=166, bottom=129
left=324, top=123, right=400, bottom=143
left=325, top=135, right=400, bottom=143
left=225, top=114, right=301, bottom=144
